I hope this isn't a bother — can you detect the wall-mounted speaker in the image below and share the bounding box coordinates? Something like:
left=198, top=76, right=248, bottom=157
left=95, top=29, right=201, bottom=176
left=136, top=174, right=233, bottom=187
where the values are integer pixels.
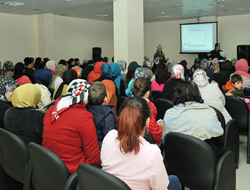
left=92, top=47, right=102, bottom=62
left=237, top=45, right=250, bottom=65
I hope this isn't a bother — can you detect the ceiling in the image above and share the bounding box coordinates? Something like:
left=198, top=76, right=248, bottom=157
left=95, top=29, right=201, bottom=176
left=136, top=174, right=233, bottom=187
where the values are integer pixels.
left=0, top=0, right=250, bottom=22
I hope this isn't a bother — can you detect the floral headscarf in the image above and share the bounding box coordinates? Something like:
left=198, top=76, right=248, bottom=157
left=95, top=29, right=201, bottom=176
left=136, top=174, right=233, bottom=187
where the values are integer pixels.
left=170, top=64, right=185, bottom=80
left=3, top=61, right=14, bottom=76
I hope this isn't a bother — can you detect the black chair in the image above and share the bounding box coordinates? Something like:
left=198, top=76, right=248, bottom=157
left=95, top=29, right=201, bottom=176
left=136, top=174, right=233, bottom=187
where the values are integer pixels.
left=0, top=128, right=29, bottom=190
left=77, top=163, right=131, bottom=190
left=64, top=172, right=79, bottom=190
left=244, top=87, right=250, bottom=96
left=164, top=132, right=236, bottom=190
left=25, top=142, right=71, bottom=190
left=144, top=129, right=155, bottom=144
left=225, top=96, right=250, bottom=163
left=154, top=98, right=174, bottom=120
left=151, top=90, right=162, bottom=101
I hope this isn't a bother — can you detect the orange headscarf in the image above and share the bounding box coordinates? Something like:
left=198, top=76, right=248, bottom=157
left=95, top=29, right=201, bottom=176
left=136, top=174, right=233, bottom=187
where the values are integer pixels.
left=87, top=61, right=105, bottom=84
left=101, top=79, right=117, bottom=112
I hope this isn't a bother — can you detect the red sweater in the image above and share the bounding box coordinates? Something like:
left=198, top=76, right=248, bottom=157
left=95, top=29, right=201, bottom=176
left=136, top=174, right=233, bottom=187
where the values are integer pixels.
left=42, top=102, right=101, bottom=174
left=148, top=100, right=163, bottom=144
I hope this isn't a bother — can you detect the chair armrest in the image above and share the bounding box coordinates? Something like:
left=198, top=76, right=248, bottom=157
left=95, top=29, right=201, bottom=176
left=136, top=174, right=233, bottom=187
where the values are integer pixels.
left=64, top=172, right=78, bottom=190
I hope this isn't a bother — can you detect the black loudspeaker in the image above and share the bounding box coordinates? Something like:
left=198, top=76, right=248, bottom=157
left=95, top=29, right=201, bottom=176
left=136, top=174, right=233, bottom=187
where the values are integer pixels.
left=92, top=47, right=102, bottom=62
left=237, top=45, right=250, bottom=64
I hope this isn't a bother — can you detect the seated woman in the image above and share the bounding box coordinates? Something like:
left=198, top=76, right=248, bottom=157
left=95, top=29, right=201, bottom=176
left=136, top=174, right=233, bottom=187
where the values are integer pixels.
left=162, top=81, right=224, bottom=151
left=151, top=63, right=169, bottom=92
left=87, top=61, right=105, bottom=84
left=53, top=69, right=78, bottom=99
left=110, top=62, right=126, bottom=97
left=101, top=96, right=181, bottom=190
left=162, top=64, right=185, bottom=101
left=49, top=63, right=67, bottom=90
left=133, top=77, right=163, bottom=144
left=4, top=83, right=44, bottom=145
left=193, top=69, right=232, bottom=124
left=0, top=77, right=18, bottom=128
left=43, top=79, right=101, bottom=174
left=117, top=60, right=127, bottom=89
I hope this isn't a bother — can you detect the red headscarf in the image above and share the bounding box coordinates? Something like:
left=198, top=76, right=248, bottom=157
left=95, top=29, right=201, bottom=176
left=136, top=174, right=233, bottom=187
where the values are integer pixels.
left=87, top=61, right=105, bottom=83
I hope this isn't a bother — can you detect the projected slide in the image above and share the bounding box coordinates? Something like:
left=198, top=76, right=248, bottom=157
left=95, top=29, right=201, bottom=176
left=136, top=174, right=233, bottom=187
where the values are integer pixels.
left=180, top=22, right=217, bottom=53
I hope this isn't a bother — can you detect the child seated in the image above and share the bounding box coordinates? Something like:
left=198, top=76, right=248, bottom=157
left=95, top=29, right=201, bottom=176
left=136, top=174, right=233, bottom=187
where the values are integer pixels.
left=222, top=74, right=245, bottom=97
left=86, top=81, right=116, bottom=149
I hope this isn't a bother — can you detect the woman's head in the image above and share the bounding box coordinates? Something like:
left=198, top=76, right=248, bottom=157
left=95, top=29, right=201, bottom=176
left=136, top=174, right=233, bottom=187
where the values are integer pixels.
left=157, top=44, right=162, bottom=53
left=117, top=96, right=152, bottom=155
left=117, top=60, right=127, bottom=72
left=11, top=83, right=41, bottom=108
left=173, top=81, right=203, bottom=105
left=192, top=69, right=209, bottom=87
left=155, top=63, right=169, bottom=84
left=170, top=64, right=185, bottom=80
left=134, top=67, right=147, bottom=79
left=0, top=77, right=19, bottom=102
left=101, top=63, right=112, bottom=78
left=133, top=77, right=151, bottom=98
left=62, top=69, right=78, bottom=85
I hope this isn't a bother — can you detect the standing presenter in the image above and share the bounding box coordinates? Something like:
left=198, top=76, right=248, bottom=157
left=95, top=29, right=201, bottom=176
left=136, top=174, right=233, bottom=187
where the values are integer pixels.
left=152, top=44, right=169, bottom=73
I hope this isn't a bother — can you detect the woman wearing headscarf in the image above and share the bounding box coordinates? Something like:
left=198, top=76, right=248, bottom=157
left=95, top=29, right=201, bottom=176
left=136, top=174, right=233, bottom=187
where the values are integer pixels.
left=193, top=69, right=232, bottom=124
left=126, top=61, right=139, bottom=88
left=53, top=69, right=78, bottom=100
left=4, top=83, right=44, bottom=145
left=3, top=61, right=14, bottom=76
left=12, top=62, right=32, bottom=86
left=232, top=58, right=250, bottom=88
left=117, top=60, right=127, bottom=88
left=0, top=77, right=18, bottom=128
left=110, top=62, right=126, bottom=97
left=49, top=64, right=68, bottom=90
left=43, top=79, right=101, bottom=174
left=126, top=67, right=147, bottom=97
left=46, top=60, right=56, bottom=75
left=33, top=67, right=53, bottom=87
left=162, top=64, right=185, bottom=101
left=87, top=61, right=105, bottom=84
left=102, top=79, right=117, bottom=112
left=95, top=63, right=112, bottom=82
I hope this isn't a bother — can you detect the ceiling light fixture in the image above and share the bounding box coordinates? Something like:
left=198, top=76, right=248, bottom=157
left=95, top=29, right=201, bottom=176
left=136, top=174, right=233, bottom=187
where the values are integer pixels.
left=2, top=1, right=24, bottom=6
left=239, top=7, right=250, bottom=11
left=94, top=14, right=109, bottom=17
left=196, top=11, right=211, bottom=15
left=164, top=4, right=183, bottom=8
left=158, top=15, right=172, bottom=18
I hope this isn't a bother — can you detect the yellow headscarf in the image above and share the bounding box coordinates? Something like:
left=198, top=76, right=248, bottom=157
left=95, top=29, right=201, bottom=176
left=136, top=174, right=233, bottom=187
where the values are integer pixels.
left=12, top=84, right=41, bottom=108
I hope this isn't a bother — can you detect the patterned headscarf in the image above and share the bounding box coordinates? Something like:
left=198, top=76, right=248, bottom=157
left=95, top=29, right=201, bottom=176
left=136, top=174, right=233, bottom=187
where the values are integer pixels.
left=3, top=61, right=14, bottom=76
left=101, top=63, right=112, bottom=78
left=200, top=59, right=209, bottom=69
left=11, top=83, right=41, bottom=108
left=171, top=64, right=185, bottom=80
left=0, top=77, right=18, bottom=102
left=210, top=58, right=219, bottom=72
left=135, top=67, right=147, bottom=79
left=192, top=69, right=209, bottom=87
left=51, top=79, right=90, bottom=122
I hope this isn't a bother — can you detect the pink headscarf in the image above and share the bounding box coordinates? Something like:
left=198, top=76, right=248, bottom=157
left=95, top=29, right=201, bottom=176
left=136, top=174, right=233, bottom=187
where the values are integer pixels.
left=235, top=59, right=250, bottom=78
left=46, top=60, right=56, bottom=71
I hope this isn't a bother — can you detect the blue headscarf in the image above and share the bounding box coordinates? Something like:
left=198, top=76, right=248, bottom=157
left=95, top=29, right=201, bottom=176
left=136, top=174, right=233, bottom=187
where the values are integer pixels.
left=110, top=63, right=121, bottom=95
left=204, top=68, right=214, bottom=83
left=33, top=68, right=52, bottom=87
left=101, top=63, right=112, bottom=78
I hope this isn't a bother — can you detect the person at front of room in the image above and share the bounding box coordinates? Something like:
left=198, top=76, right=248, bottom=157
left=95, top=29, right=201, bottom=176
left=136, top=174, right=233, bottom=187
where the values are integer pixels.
left=207, top=43, right=226, bottom=60
left=152, top=44, right=169, bottom=73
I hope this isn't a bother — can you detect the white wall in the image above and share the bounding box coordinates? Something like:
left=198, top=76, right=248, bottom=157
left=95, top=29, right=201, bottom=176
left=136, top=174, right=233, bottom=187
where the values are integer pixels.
left=53, top=16, right=113, bottom=63
left=0, top=13, right=39, bottom=64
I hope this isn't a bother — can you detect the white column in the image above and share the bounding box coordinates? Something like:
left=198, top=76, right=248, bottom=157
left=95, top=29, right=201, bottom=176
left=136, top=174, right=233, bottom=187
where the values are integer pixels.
left=113, top=0, right=144, bottom=66
left=37, top=14, right=55, bottom=59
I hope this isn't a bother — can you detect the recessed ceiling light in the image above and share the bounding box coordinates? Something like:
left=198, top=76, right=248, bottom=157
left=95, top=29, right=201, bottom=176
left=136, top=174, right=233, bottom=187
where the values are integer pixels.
left=158, top=15, right=172, bottom=18
left=2, top=1, right=24, bottom=6
left=94, top=14, right=109, bottom=17
left=239, top=7, right=250, bottom=11
left=195, top=11, right=211, bottom=15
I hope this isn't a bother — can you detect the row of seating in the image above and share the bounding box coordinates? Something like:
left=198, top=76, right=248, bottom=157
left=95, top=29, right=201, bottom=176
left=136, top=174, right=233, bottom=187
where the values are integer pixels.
left=0, top=128, right=130, bottom=190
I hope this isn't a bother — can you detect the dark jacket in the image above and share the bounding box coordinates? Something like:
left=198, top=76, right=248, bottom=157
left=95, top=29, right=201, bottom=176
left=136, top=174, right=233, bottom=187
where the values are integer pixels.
left=0, top=100, right=11, bottom=128
left=4, top=107, right=45, bottom=145
left=86, top=104, right=115, bottom=149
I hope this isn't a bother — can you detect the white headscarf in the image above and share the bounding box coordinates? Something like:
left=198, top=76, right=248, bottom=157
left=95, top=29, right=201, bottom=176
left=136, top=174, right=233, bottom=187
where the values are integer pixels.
left=192, top=69, right=209, bottom=87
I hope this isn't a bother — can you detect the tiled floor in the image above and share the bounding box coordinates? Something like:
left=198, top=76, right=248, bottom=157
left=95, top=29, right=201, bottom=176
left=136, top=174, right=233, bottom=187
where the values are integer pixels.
left=236, top=135, right=250, bottom=190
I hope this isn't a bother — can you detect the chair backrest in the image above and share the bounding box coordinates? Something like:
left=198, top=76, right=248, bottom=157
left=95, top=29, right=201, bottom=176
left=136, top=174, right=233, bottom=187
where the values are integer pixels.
left=27, top=142, right=70, bottom=190
left=244, top=87, right=250, bottom=96
left=0, top=128, right=29, bottom=183
left=154, top=98, right=174, bottom=120
left=164, top=132, right=216, bottom=190
left=143, top=129, right=155, bottom=144
left=64, top=172, right=79, bottom=190
left=151, top=90, right=162, bottom=101
left=77, top=163, right=131, bottom=190
left=225, top=96, right=249, bottom=132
